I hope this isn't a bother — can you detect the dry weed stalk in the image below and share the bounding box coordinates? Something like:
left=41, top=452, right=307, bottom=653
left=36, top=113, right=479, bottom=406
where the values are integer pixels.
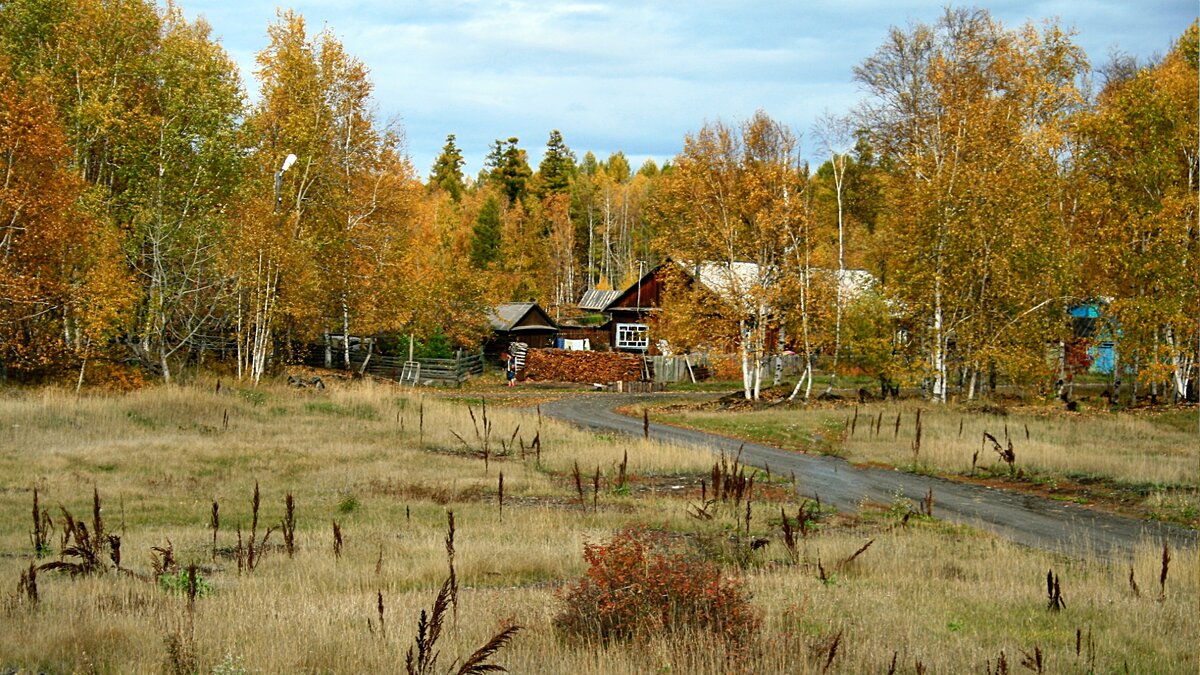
left=497, top=472, right=504, bottom=522
left=911, top=409, right=923, bottom=462
left=332, top=521, right=343, bottom=560
left=1074, top=627, right=1095, bottom=670
left=809, top=629, right=842, bottom=673
left=642, top=408, right=649, bottom=439
left=1128, top=565, right=1140, bottom=597
left=403, top=575, right=523, bottom=675
left=210, top=500, right=219, bottom=562
left=282, top=493, right=296, bottom=558
left=244, top=481, right=276, bottom=571
left=617, top=449, right=628, bottom=490
left=373, top=590, right=386, bottom=638
left=711, top=446, right=751, bottom=504
left=29, top=487, right=53, bottom=557
left=893, top=411, right=901, bottom=438
left=779, top=505, right=805, bottom=562
left=1019, top=645, right=1044, bottom=673
left=592, top=466, right=601, bottom=512
left=1158, top=541, right=1170, bottom=600
left=17, top=562, right=38, bottom=606
left=874, top=410, right=883, bottom=437
left=687, top=499, right=715, bottom=520
left=445, top=510, right=458, bottom=623
left=919, top=488, right=934, bottom=517
left=850, top=405, right=859, bottom=436
left=235, top=525, right=244, bottom=572
left=1046, top=569, right=1064, bottom=611
left=572, top=461, right=585, bottom=504
left=151, top=540, right=177, bottom=577
left=40, top=498, right=108, bottom=576
left=987, top=650, right=1010, bottom=675
left=164, top=564, right=199, bottom=675
left=838, top=539, right=875, bottom=571
left=984, top=432, right=1015, bottom=474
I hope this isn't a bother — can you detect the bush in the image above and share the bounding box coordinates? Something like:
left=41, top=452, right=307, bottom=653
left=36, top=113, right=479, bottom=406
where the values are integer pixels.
left=554, top=527, right=759, bottom=644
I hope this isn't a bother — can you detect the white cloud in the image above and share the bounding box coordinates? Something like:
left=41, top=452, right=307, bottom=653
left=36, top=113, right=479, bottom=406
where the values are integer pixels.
left=183, top=0, right=1197, bottom=176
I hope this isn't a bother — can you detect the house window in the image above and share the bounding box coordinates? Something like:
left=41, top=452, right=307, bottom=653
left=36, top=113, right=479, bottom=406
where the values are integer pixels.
left=615, top=323, right=649, bottom=351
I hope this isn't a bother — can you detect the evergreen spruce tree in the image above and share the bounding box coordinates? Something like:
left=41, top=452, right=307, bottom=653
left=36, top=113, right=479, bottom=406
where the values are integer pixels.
left=538, top=129, right=576, bottom=195
left=470, top=195, right=502, bottom=268
left=429, top=133, right=465, bottom=201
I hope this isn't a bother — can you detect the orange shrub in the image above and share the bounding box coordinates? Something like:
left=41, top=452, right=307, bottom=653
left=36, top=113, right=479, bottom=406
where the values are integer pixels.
left=554, top=527, right=759, bottom=644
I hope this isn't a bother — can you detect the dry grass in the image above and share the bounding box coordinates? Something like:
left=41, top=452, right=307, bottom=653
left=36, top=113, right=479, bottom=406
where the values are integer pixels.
left=657, top=400, right=1200, bottom=522
left=0, top=381, right=1196, bottom=673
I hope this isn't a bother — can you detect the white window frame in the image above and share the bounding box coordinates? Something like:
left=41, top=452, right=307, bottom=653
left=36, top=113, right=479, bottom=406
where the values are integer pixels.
left=615, top=323, right=649, bottom=351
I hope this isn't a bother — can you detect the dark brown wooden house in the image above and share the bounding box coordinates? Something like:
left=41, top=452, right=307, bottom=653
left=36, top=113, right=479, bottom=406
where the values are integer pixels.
left=600, top=263, right=675, bottom=353
left=484, top=302, right=558, bottom=356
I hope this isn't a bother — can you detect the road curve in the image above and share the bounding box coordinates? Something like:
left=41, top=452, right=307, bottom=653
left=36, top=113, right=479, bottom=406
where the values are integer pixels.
left=541, top=394, right=1198, bottom=559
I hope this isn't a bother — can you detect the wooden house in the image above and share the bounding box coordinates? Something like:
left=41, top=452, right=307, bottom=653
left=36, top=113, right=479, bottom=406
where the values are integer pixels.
left=484, top=302, right=558, bottom=356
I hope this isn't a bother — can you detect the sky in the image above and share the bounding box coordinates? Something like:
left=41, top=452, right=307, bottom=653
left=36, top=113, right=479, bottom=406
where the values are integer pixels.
left=182, top=1, right=1197, bottom=179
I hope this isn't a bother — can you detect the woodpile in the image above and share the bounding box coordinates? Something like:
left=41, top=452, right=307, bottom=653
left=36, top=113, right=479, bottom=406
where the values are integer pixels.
left=522, top=349, right=644, bottom=383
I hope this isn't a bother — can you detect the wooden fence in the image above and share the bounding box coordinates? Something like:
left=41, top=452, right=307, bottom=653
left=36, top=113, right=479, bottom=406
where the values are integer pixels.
left=644, top=353, right=809, bottom=383
left=305, top=348, right=485, bottom=386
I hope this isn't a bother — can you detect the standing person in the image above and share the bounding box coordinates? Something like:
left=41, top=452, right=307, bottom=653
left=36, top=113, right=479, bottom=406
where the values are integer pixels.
left=502, top=350, right=516, bottom=387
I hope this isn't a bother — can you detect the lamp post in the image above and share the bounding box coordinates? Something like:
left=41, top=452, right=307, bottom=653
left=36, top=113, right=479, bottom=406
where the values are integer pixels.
left=274, top=153, right=297, bottom=212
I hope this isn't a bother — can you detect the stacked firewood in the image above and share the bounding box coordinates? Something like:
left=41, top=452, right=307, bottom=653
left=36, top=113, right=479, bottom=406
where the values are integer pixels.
left=522, top=349, right=644, bottom=382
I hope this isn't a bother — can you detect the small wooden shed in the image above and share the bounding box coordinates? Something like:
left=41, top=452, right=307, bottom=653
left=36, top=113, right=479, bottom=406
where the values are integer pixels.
left=485, top=302, right=559, bottom=356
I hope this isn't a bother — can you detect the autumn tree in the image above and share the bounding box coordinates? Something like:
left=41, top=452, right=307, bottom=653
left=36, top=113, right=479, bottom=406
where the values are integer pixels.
left=1077, top=22, right=1199, bottom=402
left=0, top=67, right=132, bottom=381
left=0, top=0, right=245, bottom=382
left=651, top=111, right=802, bottom=400
left=233, top=11, right=423, bottom=380
left=856, top=9, right=1087, bottom=401
left=130, top=8, right=244, bottom=382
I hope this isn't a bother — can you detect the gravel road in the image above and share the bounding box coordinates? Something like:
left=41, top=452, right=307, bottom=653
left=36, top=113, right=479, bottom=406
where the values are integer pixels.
left=541, top=394, right=1198, bottom=559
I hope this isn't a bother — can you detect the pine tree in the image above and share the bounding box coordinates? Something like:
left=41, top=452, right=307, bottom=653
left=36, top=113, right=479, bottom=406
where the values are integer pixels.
left=538, top=129, right=576, bottom=195
left=429, top=133, right=465, bottom=201
left=484, top=137, right=531, bottom=205
left=470, top=195, right=502, bottom=268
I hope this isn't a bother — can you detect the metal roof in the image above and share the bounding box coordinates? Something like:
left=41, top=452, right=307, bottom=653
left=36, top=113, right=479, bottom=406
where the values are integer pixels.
left=487, top=302, right=557, bottom=332
left=578, top=289, right=621, bottom=311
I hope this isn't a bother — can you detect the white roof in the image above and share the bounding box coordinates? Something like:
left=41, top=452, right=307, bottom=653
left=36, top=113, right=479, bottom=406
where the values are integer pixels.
left=680, top=260, right=876, bottom=312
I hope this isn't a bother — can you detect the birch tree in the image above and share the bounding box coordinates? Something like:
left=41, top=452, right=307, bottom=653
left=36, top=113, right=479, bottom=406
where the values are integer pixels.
left=651, top=112, right=801, bottom=400
left=856, top=9, right=1086, bottom=401
left=1078, top=23, right=1199, bottom=402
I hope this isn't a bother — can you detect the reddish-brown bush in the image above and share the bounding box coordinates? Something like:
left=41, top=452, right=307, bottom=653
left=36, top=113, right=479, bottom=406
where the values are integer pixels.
left=554, top=527, right=759, bottom=644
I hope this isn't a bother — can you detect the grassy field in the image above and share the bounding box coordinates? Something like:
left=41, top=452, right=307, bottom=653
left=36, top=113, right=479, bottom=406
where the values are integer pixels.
left=652, top=398, right=1200, bottom=526
left=0, top=381, right=1196, bottom=673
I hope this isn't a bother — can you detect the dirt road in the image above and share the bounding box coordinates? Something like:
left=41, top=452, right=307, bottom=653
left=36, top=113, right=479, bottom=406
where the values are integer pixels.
left=541, top=394, right=1198, bottom=559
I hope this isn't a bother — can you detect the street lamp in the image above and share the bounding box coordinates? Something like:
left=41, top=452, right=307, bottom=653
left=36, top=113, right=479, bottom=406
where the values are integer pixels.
left=274, top=153, right=297, bottom=212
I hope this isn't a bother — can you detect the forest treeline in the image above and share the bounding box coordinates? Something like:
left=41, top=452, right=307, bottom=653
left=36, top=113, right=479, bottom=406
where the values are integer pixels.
left=0, top=3, right=1196, bottom=400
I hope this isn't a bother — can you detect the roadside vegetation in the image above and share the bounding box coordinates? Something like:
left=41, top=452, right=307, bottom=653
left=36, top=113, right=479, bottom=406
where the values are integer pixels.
left=1, top=381, right=1196, bottom=672
left=649, top=394, right=1200, bottom=527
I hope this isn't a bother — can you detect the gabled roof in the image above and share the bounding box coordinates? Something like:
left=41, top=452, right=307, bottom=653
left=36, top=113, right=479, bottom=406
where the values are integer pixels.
left=487, top=302, right=558, bottom=332
left=604, top=263, right=669, bottom=312
left=602, top=259, right=879, bottom=315
left=578, top=289, right=621, bottom=312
